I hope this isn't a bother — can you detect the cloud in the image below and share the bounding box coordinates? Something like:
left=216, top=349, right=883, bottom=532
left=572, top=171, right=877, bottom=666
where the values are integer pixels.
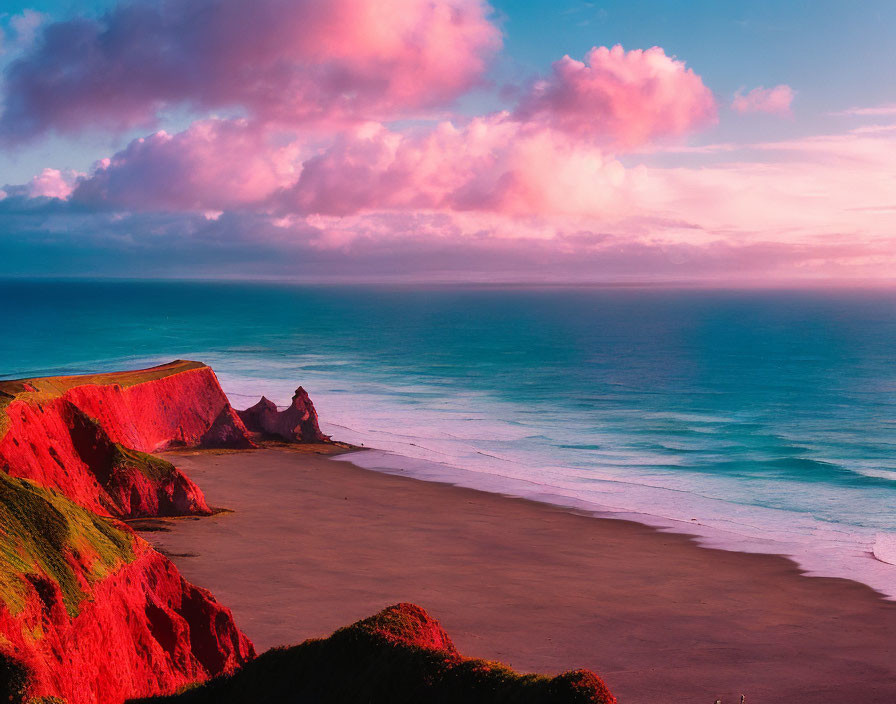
left=4, top=1, right=892, bottom=285
left=2, top=200, right=894, bottom=283
left=26, top=167, right=81, bottom=199
left=25, top=112, right=890, bottom=283
left=281, top=117, right=627, bottom=217
left=731, top=84, right=794, bottom=116
left=73, top=119, right=301, bottom=210
left=44, top=110, right=896, bottom=273
left=0, top=0, right=501, bottom=142
left=68, top=112, right=633, bottom=218
left=512, top=45, right=717, bottom=148
left=831, top=104, right=896, bottom=117
left=67, top=42, right=721, bottom=218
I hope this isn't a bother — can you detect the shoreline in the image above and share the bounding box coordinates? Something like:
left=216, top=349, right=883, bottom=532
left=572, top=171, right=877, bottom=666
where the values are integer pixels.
left=144, top=446, right=896, bottom=703
left=327, top=446, right=896, bottom=601
left=221, top=367, right=896, bottom=602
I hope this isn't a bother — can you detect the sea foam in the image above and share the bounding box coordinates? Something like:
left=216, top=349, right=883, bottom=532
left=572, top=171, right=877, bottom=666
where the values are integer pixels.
left=872, top=533, right=896, bottom=566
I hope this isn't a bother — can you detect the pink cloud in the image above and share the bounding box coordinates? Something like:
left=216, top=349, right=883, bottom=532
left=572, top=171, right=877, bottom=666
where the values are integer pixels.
left=67, top=110, right=896, bottom=262
left=832, top=104, right=896, bottom=117
left=71, top=115, right=630, bottom=217
left=10, top=202, right=896, bottom=283
left=11, top=117, right=896, bottom=282
left=0, top=0, right=501, bottom=141
left=513, top=45, right=717, bottom=148
left=73, top=119, right=300, bottom=210
left=27, top=167, right=80, bottom=198
left=731, top=85, right=794, bottom=116
left=15, top=17, right=893, bottom=287
left=285, top=117, right=627, bottom=217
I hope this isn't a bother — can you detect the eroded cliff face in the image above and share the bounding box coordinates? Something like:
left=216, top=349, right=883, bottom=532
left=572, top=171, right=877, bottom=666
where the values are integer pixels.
left=0, top=361, right=254, bottom=518
left=0, top=471, right=254, bottom=704
left=0, top=361, right=257, bottom=703
left=132, top=603, right=617, bottom=704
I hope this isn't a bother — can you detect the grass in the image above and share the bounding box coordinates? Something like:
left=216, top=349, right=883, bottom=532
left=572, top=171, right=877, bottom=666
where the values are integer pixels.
left=0, top=360, right=208, bottom=440
left=131, top=604, right=617, bottom=704
left=0, top=472, right=135, bottom=618
left=0, top=361, right=195, bottom=618
left=109, top=444, right=177, bottom=482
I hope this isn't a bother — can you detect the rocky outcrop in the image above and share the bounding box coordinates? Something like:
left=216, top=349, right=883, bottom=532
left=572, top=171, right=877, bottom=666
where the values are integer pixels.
left=0, top=471, right=254, bottom=704
left=0, top=361, right=254, bottom=518
left=131, top=603, right=617, bottom=704
left=237, top=387, right=330, bottom=443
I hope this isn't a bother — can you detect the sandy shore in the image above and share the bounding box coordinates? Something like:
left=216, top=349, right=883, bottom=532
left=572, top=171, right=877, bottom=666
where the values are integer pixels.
left=140, top=446, right=896, bottom=703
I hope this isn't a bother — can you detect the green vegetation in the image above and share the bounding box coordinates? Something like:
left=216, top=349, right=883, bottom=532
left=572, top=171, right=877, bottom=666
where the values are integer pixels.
left=0, top=654, right=30, bottom=704
left=0, top=389, right=19, bottom=440
left=110, top=444, right=177, bottom=482
left=0, top=472, right=135, bottom=618
left=132, top=604, right=616, bottom=704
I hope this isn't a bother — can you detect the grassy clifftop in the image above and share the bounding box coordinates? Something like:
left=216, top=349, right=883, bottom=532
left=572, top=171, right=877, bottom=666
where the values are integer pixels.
left=0, top=361, right=207, bottom=439
left=0, top=472, right=135, bottom=618
left=133, top=603, right=617, bottom=704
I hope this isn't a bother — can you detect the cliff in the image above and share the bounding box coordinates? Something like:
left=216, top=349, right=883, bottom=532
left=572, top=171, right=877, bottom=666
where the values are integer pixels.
left=131, top=603, right=617, bottom=704
left=0, top=361, right=617, bottom=704
left=0, top=361, right=254, bottom=518
left=0, top=471, right=254, bottom=704
left=237, top=387, right=330, bottom=443
left=0, top=361, right=258, bottom=701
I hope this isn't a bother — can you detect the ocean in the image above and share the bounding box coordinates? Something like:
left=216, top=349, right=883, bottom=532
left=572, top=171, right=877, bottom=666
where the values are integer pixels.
left=2, top=279, right=895, bottom=596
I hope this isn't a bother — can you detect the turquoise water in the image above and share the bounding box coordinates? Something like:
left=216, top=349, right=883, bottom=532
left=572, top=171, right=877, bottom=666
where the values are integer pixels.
left=2, top=280, right=896, bottom=593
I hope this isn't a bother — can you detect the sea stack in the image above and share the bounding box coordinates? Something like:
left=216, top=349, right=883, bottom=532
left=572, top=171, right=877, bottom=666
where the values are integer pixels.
left=237, top=387, right=330, bottom=443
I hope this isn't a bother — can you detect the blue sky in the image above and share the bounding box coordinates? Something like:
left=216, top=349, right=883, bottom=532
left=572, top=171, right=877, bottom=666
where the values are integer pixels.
left=492, top=0, right=896, bottom=99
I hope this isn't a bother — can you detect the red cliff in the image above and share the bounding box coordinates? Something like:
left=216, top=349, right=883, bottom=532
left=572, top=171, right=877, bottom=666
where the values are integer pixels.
left=0, top=471, right=254, bottom=704
left=0, top=361, right=254, bottom=518
left=237, top=387, right=330, bottom=443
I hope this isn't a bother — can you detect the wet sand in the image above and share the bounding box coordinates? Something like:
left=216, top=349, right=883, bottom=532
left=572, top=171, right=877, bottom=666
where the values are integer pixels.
left=141, top=447, right=896, bottom=703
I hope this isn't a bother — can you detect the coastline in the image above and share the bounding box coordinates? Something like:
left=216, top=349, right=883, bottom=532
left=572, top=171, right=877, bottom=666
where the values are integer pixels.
left=143, top=446, right=896, bottom=704
left=331, top=447, right=896, bottom=601
left=218, top=365, right=896, bottom=603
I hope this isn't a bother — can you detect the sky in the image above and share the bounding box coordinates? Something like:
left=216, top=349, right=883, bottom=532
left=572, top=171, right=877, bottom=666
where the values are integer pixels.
left=0, top=0, right=894, bottom=283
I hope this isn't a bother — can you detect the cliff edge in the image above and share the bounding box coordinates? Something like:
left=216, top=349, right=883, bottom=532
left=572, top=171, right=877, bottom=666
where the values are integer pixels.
left=0, top=361, right=254, bottom=518
left=0, top=361, right=258, bottom=702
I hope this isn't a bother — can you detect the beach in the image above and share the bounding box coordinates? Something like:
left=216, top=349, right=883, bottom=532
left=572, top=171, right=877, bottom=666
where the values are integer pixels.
left=138, top=446, right=896, bottom=704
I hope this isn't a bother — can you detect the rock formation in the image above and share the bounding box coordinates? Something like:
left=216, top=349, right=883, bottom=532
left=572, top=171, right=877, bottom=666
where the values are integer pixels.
left=237, top=387, right=330, bottom=443
left=131, top=603, right=617, bottom=704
